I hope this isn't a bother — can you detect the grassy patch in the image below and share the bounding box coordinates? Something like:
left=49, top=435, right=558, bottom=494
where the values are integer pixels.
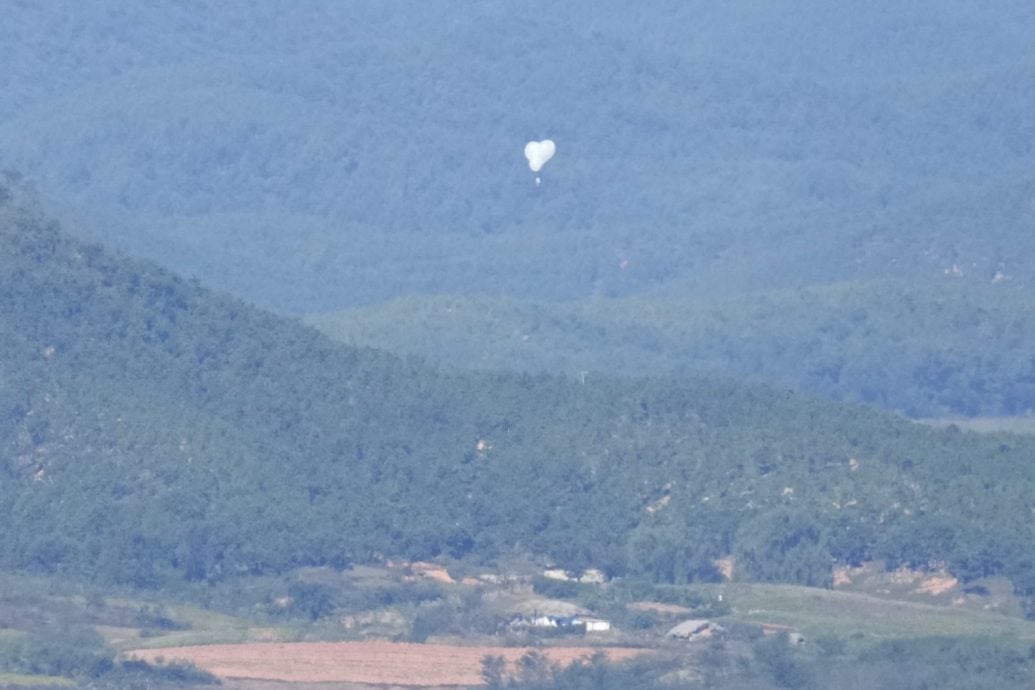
left=96, top=597, right=296, bottom=650
left=104, top=598, right=238, bottom=631
left=708, top=582, right=1035, bottom=646
left=124, top=625, right=297, bottom=650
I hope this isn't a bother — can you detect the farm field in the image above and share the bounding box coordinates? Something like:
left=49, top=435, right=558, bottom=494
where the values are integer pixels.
left=708, top=582, right=1035, bottom=645
left=128, top=641, right=647, bottom=686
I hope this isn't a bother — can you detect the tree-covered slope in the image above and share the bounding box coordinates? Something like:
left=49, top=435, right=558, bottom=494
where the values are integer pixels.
left=308, top=281, right=1035, bottom=417
left=1, top=1, right=1034, bottom=312
left=3, top=178, right=1035, bottom=608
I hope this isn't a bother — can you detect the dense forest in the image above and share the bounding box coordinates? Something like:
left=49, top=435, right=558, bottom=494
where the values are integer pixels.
left=2, top=1, right=1034, bottom=313
left=310, top=281, right=1035, bottom=417
left=4, top=2, right=1033, bottom=423
left=4, top=179, right=1035, bottom=615
left=3, top=4, right=1035, bottom=689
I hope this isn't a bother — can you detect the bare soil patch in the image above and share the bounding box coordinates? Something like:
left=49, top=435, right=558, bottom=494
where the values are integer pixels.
left=129, top=641, right=645, bottom=686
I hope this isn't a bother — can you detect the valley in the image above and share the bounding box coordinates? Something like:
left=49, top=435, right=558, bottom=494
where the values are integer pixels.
left=3, top=3, right=1035, bottom=688
left=4, top=558, right=1034, bottom=689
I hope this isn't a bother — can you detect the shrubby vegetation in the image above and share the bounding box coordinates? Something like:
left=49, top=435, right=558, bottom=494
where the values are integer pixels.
left=0, top=628, right=113, bottom=680
left=487, top=636, right=1035, bottom=690
left=0, top=627, right=216, bottom=688
left=483, top=652, right=673, bottom=690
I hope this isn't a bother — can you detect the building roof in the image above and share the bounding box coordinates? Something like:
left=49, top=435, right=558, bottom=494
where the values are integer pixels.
left=666, top=619, right=712, bottom=638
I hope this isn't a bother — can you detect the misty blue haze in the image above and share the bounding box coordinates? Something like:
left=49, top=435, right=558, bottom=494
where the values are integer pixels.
left=2, top=1, right=1033, bottom=313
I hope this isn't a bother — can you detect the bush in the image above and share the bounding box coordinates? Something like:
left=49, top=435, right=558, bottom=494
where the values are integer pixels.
left=134, top=604, right=188, bottom=631
left=531, top=575, right=585, bottom=599
left=409, top=602, right=454, bottom=642
left=283, top=581, right=335, bottom=621
left=752, top=633, right=815, bottom=689
left=116, top=658, right=219, bottom=686
left=0, top=627, right=113, bottom=679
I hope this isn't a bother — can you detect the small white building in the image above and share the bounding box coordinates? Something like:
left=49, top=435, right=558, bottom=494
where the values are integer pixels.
left=574, top=616, right=611, bottom=632
left=542, top=568, right=574, bottom=581
left=530, top=615, right=558, bottom=628
left=578, top=568, right=607, bottom=584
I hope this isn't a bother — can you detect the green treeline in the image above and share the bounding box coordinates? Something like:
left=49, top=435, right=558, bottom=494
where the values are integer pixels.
left=0, top=628, right=216, bottom=689
left=310, top=281, right=1035, bottom=418
left=3, top=179, right=1035, bottom=611
left=486, top=636, right=1035, bottom=690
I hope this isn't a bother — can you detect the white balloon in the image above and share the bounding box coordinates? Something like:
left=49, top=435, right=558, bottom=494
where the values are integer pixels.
left=524, top=139, right=556, bottom=173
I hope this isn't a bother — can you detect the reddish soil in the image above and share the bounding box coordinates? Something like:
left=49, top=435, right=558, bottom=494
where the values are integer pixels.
left=130, top=641, right=646, bottom=686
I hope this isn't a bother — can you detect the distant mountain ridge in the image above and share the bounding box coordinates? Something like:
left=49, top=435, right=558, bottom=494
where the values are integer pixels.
left=308, top=281, right=1035, bottom=417
left=3, top=179, right=1035, bottom=612
left=1, top=1, right=1034, bottom=312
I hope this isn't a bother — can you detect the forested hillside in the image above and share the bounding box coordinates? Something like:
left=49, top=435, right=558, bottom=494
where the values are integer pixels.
left=3, top=180, right=1035, bottom=612
left=310, top=281, right=1035, bottom=417
left=2, top=1, right=1034, bottom=313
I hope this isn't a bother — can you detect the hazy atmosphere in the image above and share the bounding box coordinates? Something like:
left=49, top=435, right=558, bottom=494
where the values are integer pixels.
left=2, top=3, right=1035, bottom=689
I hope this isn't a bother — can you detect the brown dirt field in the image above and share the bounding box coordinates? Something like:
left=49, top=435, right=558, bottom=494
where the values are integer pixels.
left=916, top=574, right=959, bottom=596
left=407, top=562, right=455, bottom=585
left=129, top=641, right=646, bottom=686
left=225, top=681, right=454, bottom=690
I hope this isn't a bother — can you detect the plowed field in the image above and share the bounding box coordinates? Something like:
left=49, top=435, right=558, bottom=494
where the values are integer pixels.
left=129, top=641, right=646, bottom=686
